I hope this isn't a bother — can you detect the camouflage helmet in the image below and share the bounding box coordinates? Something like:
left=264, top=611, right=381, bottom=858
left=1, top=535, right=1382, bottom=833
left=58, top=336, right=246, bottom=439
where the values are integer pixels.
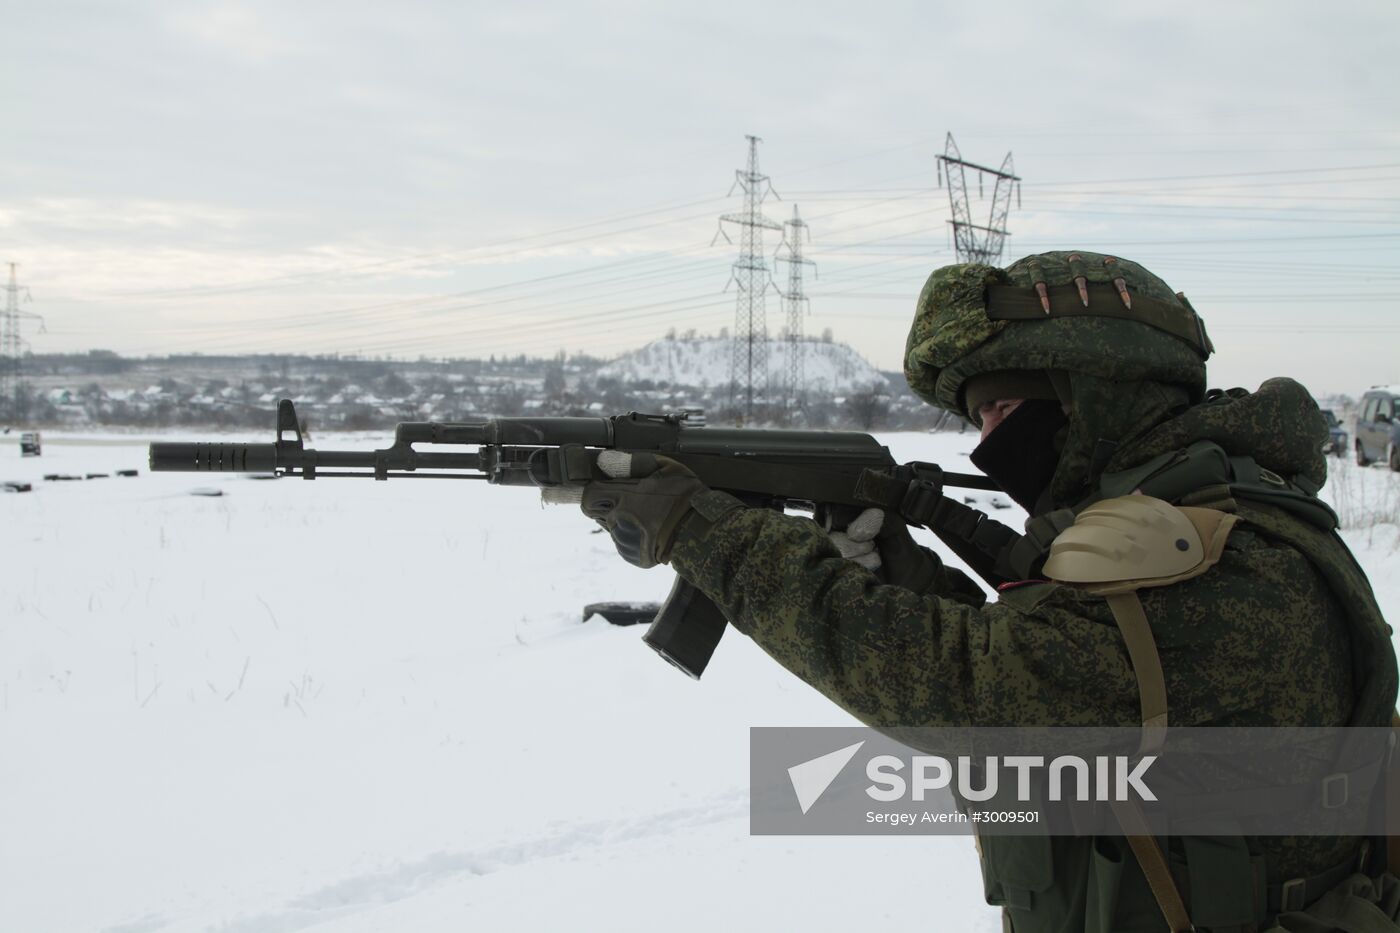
left=903, top=250, right=1213, bottom=420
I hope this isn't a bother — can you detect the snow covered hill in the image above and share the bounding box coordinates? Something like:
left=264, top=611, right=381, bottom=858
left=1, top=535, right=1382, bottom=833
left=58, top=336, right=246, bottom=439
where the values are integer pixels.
left=595, top=336, right=887, bottom=393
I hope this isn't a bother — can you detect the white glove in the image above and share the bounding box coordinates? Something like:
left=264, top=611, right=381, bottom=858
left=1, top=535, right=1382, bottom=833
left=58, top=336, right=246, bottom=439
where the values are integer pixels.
left=828, top=507, right=885, bottom=571
left=541, top=484, right=584, bottom=505
left=595, top=449, right=632, bottom=478
left=539, top=450, right=636, bottom=505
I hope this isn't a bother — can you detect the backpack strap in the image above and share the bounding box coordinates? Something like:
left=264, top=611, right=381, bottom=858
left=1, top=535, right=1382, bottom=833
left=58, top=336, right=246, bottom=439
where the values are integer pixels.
left=1104, top=592, right=1170, bottom=735
left=1044, top=497, right=1238, bottom=933
left=1117, top=810, right=1197, bottom=932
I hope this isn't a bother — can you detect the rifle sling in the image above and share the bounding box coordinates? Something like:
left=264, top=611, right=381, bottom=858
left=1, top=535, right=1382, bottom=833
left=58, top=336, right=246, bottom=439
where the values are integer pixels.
left=854, top=468, right=1021, bottom=589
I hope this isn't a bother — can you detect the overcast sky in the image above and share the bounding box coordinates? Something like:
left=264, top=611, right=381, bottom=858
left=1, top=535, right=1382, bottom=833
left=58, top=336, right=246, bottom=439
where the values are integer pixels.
left=3, top=0, right=1398, bottom=395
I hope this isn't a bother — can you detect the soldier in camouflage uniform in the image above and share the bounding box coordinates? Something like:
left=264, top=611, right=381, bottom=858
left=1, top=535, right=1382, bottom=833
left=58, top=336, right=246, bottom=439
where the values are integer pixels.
left=578, top=251, right=1400, bottom=932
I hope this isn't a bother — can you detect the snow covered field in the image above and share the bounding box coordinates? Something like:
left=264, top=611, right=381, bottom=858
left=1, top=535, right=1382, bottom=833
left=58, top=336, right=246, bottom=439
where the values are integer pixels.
left=2, top=428, right=1396, bottom=933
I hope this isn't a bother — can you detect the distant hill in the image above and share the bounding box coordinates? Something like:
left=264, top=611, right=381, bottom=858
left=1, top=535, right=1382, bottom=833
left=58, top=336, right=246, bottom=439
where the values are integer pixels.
left=8, top=345, right=959, bottom=431
left=595, top=336, right=886, bottom=393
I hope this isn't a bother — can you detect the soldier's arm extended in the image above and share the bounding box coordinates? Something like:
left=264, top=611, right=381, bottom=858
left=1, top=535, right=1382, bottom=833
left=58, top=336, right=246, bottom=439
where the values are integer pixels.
left=669, top=490, right=1141, bottom=729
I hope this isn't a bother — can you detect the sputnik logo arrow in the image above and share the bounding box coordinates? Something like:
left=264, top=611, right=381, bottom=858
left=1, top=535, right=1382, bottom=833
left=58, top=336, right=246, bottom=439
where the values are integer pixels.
left=787, top=741, right=865, bottom=814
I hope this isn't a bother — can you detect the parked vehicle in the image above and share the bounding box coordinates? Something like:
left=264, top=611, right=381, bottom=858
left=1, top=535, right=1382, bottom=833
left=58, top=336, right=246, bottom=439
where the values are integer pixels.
left=1320, top=409, right=1348, bottom=458
left=1354, top=386, right=1400, bottom=470
left=20, top=431, right=41, bottom=456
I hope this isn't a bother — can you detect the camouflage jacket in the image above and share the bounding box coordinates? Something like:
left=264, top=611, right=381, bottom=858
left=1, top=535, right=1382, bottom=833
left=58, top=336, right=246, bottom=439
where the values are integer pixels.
left=668, top=379, right=1396, bottom=930
left=670, top=487, right=1354, bottom=736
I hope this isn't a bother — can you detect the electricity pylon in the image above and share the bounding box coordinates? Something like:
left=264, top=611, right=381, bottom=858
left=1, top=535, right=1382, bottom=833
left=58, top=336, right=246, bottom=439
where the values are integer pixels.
left=775, top=205, right=815, bottom=416
left=715, top=135, right=783, bottom=422
left=1, top=263, right=44, bottom=418
left=937, top=133, right=1021, bottom=265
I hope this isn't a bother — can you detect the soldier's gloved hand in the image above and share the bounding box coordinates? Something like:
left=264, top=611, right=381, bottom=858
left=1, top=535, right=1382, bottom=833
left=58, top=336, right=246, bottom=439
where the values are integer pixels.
left=830, top=507, right=941, bottom=593
left=579, top=451, right=708, bottom=569
left=873, top=511, right=942, bottom=593
left=828, top=507, right=885, bottom=570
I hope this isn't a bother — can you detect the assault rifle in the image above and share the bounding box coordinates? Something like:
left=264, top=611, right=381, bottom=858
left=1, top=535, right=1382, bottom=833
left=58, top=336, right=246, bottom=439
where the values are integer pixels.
left=149, top=400, right=997, bottom=679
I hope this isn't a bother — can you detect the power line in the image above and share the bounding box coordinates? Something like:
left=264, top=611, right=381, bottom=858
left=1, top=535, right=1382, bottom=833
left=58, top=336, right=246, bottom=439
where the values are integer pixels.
left=98, top=202, right=952, bottom=357
left=1031, top=161, right=1400, bottom=188
left=30, top=142, right=1400, bottom=363
left=110, top=196, right=731, bottom=300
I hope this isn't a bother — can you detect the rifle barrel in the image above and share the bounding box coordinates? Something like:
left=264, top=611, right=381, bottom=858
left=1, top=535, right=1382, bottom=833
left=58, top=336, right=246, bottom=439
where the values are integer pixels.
left=149, top=442, right=278, bottom=473
left=149, top=442, right=485, bottom=475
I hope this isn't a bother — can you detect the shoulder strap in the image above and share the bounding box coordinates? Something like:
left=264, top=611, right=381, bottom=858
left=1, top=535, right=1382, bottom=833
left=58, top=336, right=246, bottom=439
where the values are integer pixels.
left=1103, top=588, right=1197, bottom=932
left=1042, top=498, right=1240, bottom=933
left=1105, top=592, right=1170, bottom=736
left=1117, top=808, right=1197, bottom=932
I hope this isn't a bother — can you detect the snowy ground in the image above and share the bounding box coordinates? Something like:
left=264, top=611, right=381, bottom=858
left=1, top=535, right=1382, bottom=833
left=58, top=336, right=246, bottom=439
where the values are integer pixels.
left=1, top=428, right=1397, bottom=933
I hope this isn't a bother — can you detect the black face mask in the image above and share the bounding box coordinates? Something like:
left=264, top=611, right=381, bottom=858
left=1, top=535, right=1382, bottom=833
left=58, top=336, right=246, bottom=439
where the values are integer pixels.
left=969, top=399, right=1068, bottom=514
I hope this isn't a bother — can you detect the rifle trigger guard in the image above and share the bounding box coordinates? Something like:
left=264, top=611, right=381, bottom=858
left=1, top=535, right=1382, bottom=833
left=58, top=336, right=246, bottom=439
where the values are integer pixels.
left=525, top=447, right=556, bottom=487
left=527, top=444, right=594, bottom=488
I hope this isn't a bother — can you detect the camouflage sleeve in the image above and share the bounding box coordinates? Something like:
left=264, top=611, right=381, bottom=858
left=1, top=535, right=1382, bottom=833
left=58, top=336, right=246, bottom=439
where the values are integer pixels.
left=921, top=554, right=989, bottom=607
left=669, top=492, right=1141, bottom=729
